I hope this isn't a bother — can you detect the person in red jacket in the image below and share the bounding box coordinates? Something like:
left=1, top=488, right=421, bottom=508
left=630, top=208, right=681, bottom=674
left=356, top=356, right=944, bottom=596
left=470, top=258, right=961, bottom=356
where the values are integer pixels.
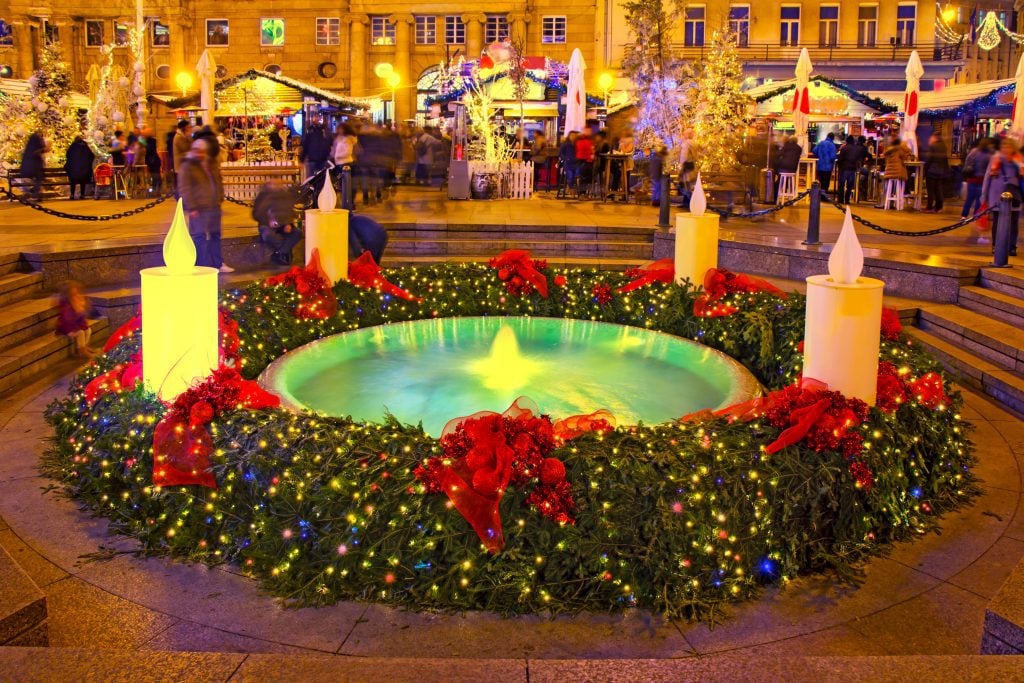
left=574, top=129, right=595, bottom=191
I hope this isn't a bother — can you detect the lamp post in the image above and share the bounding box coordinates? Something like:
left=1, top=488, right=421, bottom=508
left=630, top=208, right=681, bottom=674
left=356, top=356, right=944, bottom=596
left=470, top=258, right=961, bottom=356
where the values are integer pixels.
left=175, top=71, right=193, bottom=99
left=374, top=62, right=397, bottom=124
left=598, top=72, right=614, bottom=111
left=386, top=72, right=401, bottom=125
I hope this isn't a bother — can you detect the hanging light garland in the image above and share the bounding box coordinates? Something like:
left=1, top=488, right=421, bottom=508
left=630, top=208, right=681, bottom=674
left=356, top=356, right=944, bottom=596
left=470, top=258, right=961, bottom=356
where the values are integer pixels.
left=935, top=3, right=1024, bottom=51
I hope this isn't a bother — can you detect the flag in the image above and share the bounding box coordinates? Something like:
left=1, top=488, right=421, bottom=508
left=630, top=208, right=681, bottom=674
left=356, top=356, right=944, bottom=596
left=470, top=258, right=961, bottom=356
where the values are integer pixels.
left=970, top=4, right=979, bottom=41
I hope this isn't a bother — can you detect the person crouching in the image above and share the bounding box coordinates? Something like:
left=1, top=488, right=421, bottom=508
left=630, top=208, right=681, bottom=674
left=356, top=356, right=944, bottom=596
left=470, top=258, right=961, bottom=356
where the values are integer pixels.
left=253, top=179, right=302, bottom=266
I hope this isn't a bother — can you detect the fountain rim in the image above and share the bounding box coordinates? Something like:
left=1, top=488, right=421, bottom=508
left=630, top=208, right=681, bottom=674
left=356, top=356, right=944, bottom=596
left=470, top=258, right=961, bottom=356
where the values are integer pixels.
left=258, top=316, right=765, bottom=424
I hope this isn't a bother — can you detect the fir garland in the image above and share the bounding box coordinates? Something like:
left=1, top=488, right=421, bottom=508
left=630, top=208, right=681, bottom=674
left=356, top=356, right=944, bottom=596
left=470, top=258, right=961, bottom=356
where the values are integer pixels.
left=753, top=75, right=898, bottom=114
left=425, top=71, right=603, bottom=107
left=43, top=263, right=975, bottom=621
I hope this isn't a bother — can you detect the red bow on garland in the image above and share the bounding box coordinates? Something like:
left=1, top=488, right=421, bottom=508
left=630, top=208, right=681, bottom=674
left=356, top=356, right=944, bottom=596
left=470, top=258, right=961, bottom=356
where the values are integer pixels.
left=84, top=354, right=143, bottom=405
left=617, top=258, right=675, bottom=293
left=415, top=398, right=611, bottom=553
left=348, top=252, right=423, bottom=302
left=265, top=249, right=339, bottom=319
left=693, top=268, right=787, bottom=318
left=489, top=249, right=549, bottom=298
left=153, top=366, right=280, bottom=489
left=552, top=409, right=616, bottom=443
left=103, top=314, right=141, bottom=353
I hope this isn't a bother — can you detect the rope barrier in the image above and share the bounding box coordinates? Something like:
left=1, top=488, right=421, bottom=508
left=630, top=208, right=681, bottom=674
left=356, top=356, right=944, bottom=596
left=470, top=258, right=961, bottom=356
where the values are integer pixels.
left=824, top=197, right=992, bottom=237
left=1, top=188, right=170, bottom=221
left=709, top=190, right=812, bottom=218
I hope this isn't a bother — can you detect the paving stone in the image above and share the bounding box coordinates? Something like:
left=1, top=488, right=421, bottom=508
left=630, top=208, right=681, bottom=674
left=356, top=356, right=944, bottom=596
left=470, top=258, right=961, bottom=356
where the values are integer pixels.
left=961, top=418, right=1022, bottom=493
left=340, top=605, right=694, bottom=659
left=984, top=555, right=1024, bottom=652
left=732, top=624, right=884, bottom=657
left=233, top=654, right=528, bottom=683
left=0, top=646, right=244, bottom=683
left=0, top=546, right=46, bottom=645
left=44, top=576, right=179, bottom=649
left=0, top=528, right=69, bottom=588
left=141, top=620, right=314, bottom=654
left=949, top=537, right=1024, bottom=600
left=845, top=584, right=987, bottom=655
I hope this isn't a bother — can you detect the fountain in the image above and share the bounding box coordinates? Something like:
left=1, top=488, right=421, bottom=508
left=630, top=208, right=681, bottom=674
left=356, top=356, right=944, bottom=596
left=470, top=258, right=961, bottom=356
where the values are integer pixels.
left=260, top=317, right=762, bottom=435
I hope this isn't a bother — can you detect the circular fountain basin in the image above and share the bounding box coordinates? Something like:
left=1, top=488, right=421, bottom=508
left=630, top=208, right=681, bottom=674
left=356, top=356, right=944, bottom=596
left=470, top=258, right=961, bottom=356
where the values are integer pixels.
left=260, top=317, right=762, bottom=435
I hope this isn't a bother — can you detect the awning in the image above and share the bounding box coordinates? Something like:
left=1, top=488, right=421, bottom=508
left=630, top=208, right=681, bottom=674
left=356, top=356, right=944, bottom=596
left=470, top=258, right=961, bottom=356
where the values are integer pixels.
left=162, top=69, right=377, bottom=113
left=0, top=78, right=91, bottom=110
left=745, top=76, right=897, bottom=113
left=915, top=79, right=1015, bottom=116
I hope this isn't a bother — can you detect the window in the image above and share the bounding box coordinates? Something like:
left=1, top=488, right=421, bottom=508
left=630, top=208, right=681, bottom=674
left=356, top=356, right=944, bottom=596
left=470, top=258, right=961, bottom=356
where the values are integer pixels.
left=780, top=6, right=800, bottom=46
left=684, top=6, right=706, bottom=47
left=152, top=20, right=170, bottom=47
left=896, top=3, right=916, bottom=45
left=371, top=16, right=395, bottom=45
left=485, top=14, right=508, bottom=44
left=0, top=20, right=12, bottom=47
left=43, top=20, right=58, bottom=46
left=316, top=18, right=340, bottom=46
left=85, top=20, right=104, bottom=47
left=114, top=21, right=129, bottom=47
left=542, top=16, right=566, bottom=44
left=445, top=16, right=465, bottom=44
left=729, top=5, right=750, bottom=47
left=415, top=16, right=436, bottom=45
left=206, top=19, right=229, bottom=46
left=819, top=5, right=838, bottom=47
left=260, top=18, right=285, bottom=46
left=858, top=5, right=878, bottom=47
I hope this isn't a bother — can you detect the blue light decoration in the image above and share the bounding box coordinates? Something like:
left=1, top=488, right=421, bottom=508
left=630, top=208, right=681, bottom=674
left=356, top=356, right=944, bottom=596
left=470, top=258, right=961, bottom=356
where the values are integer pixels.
left=757, top=557, right=779, bottom=579
left=918, top=82, right=1015, bottom=119
left=910, top=487, right=923, bottom=499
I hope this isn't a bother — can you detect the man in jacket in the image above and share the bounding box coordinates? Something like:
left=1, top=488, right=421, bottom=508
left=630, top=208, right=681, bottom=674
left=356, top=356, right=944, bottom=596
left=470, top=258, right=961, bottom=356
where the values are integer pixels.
left=922, top=133, right=950, bottom=213
left=836, top=137, right=867, bottom=205
left=813, top=133, right=837, bottom=194
left=63, top=135, right=94, bottom=200
left=299, top=120, right=332, bottom=181
left=177, top=139, right=231, bottom=271
left=252, top=179, right=301, bottom=266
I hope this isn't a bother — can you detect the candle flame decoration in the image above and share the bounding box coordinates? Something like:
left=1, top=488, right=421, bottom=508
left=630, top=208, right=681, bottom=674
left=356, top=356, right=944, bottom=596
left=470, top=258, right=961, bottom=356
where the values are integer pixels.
left=690, top=173, right=706, bottom=217
left=317, top=176, right=337, bottom=212
left=829, top=208, right=864, bottom=284
left=164, top=199, right=197, bottom=275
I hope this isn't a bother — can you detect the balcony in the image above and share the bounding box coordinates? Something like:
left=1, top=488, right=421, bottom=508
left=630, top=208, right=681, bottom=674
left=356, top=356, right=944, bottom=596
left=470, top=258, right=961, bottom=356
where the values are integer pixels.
left=670, top=42, right=964, bottom=63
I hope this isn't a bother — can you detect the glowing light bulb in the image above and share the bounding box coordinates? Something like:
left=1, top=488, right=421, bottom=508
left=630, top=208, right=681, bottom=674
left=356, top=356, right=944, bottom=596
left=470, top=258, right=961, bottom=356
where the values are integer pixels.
left=690, top=173, right=706, bottom=217
left=317, top=175, right=337, bottom=212
left=163, top=199, right=196, bottom=274
left=828, top=208, right=864, bottom=285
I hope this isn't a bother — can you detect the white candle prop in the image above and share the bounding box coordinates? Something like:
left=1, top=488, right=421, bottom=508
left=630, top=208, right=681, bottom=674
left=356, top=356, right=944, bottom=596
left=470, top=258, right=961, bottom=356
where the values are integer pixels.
left=803, top=209, right=884, bottom=405
left=674, top=174, right=720, bottom=286
left=141, top=200, right=219, bottom=399
left=304, top=177, right=349, bottom=283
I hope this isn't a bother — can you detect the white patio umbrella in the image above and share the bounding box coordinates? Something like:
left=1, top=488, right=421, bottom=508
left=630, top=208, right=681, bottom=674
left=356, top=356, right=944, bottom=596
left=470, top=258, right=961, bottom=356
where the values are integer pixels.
left=563, top=48, right=587, bottom=138
left=196, top=49, right=218, bottom=126
left=901, top=50, right=924, bottom=157
left=793, top=48, right=813, bottom=155
left=1010, top=52, right=1024, bottom=141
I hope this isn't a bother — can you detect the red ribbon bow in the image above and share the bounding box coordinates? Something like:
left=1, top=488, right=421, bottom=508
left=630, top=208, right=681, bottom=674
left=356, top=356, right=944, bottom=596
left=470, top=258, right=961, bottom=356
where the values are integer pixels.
left=84, top=354, right=143, bottom=405
left=693, top=268, right=787, bottom=318
left=348, top=251, right=423, bottom=302
left=265, top=249, right=339, bottom=319
left=489, top=249, right=549, bottom=298
left=617, top=258, right=675, bottom=293
left=552, top=409, right=616, bottom=443
left=103, top=314, right=141, bottom=353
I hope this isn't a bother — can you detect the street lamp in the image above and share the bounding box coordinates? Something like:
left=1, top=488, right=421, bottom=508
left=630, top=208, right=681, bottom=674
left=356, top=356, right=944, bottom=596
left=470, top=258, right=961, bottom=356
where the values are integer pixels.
left=374, top=62, right=398, bottom=124
left=598, top=72, right=614, bottom=109
left=385, top=72, right=401, bottom=125
left=175, top=71, right=193, bottom=98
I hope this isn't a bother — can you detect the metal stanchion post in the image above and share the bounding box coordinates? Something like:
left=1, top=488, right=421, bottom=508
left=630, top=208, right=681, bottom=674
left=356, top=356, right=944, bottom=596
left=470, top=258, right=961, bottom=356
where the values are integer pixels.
left=762, top=168, right=774, bottom=204
left=803, top=180, right=822, bottom=245
left=993, top=192, right=1013, bottom=268
left=658, top=175, right=671, bottom=228
left=340, top=165, right=353, bottom=211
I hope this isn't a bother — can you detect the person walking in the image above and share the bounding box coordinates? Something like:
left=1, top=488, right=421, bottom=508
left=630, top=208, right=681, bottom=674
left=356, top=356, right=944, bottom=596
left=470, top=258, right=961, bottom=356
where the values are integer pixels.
left=559, top=131, right=579, bottom=193
left=813, top=133, right=837, bottom=194
left=981, top=136, right=1022, bottom=256
left=140, top=127, right=163, bottom=195
left=922, top=132, right=950, bottom=212
left=19, top=132, right=48, bottom=200
left=63, top=135, right=94, bottom=200
left=331, top=123, right=358, bottom=204
left=177, top=139, right=232, bottom=271
left=962, top=138, right=993, bottom=219
left=299, top=119, right=331, bottom=182
left=172, top=120, right=193, bottom=194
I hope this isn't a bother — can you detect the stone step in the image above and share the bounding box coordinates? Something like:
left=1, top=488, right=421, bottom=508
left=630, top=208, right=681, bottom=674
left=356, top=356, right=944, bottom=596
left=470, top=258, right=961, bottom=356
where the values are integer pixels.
left=385, top=237, right=652, bottom=258
left=905, top=326, right=1024, bottom=416
left=383, top=222, right=658, bottom=241
left=959, top=285, right=1024, bottom=328
left=381, top=254, right=649, bottom=270
left=0, top=317, right=109, bottom=397
left=0, top=252, right=25, bottom=278
left=980, top=267, right=1024, bottom=299
left=0, top=298, right=60, bottom=354
left=0, top=272, right=44, bottom=307
left=917, top=305, right=1024, bottom=376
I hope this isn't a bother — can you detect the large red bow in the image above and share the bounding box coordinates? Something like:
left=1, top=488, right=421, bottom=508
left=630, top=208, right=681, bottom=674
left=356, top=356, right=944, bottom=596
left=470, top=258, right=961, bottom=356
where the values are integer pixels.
left=103, top=314, right=141, bottom=353
left=552, top=409, right=616, bottom=443
left=693, top=267, right=787, bottom=318
left=265, top=249, right=339, bottom=319
left=617, top=258, right=675, bottom=293
left=489, top=249, right=549, bottom=298
left=153, top=366, right=280, bottom=488
left=348, top=251, right=423, bottom=302
left=84, top=354, right=143, bottom=404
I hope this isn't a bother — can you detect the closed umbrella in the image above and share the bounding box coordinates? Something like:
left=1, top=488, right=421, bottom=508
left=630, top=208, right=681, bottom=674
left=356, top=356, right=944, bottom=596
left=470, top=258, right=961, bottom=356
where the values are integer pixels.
left=793, top=48, right=812, bottom=155
left=901, top=50, right=924, bottom=157
left=563, top=48, right=587, bottom=138
left=1010, top=51, right=1024, bottom=141
left=196, top=49, right=217, bottom=124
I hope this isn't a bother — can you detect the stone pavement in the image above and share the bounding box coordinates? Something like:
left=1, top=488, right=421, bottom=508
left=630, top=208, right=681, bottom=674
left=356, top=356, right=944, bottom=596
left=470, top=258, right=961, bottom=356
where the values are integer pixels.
left=0, top=368, right=1021, bottom=661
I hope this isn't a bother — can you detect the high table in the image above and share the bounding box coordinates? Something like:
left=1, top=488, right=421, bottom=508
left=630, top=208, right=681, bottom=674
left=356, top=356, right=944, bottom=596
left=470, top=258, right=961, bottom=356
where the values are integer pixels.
left=601, top=153, right=633, bottom=203
left=905, top=161, right=925, bottom=210
left=798, top=157, right=817, bottom=190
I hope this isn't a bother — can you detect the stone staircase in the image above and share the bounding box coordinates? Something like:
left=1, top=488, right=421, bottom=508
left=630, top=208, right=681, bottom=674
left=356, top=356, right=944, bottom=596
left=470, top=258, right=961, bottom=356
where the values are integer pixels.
left=0, top=253, right=108, bottom=397
left=908, top=268, right=1024, bottom=416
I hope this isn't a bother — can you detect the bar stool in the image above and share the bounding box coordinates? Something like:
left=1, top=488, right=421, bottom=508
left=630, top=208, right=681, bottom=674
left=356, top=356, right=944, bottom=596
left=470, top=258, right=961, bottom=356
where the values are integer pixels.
left=777, top=172, right=797, bottom=203
left=882, top=178, right=905, bottom=210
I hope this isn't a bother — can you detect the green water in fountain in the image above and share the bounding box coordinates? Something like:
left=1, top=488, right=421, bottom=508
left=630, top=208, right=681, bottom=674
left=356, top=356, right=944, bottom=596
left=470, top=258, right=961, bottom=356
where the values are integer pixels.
left=260, top=317, right=761, bottom=435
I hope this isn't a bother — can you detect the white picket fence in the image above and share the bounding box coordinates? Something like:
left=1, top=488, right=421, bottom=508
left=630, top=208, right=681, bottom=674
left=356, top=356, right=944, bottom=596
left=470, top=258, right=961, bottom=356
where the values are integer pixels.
left=468, top=160, right=534, bottom=199
left=220, top=163, right=302, bottom=201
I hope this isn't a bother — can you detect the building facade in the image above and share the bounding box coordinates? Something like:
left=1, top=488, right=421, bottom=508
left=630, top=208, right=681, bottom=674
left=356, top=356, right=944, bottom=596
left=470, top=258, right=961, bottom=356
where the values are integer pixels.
left=0, top=1, right=603, bottom=124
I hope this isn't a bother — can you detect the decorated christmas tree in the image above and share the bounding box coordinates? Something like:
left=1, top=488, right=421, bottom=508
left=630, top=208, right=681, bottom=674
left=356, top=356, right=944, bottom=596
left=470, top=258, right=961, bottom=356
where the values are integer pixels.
left=679, top=29, right=748, bottom=172
left=246, top=128, right=275, bottom=162
left=621, top=0, right=683, bottom=159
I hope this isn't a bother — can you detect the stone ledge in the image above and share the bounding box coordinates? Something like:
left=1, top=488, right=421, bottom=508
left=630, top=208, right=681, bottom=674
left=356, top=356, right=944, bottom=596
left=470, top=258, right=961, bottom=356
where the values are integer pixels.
left=0, top=546, right=47, bottom=647
left=982, top=555, right=1024, bottom=655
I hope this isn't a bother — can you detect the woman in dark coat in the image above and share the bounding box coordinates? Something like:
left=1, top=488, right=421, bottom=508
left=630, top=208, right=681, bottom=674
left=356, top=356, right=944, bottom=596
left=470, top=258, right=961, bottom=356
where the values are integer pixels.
left=19, top=132, right=48, bottom=200
left=64, top=136, right=95, bottom=200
